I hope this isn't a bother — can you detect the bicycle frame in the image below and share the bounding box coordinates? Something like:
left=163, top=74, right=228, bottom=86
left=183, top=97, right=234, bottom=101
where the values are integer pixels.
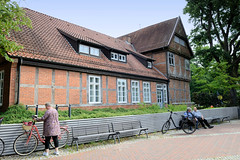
left=168, top=111, right=178, bottom=128
left=25, top=122, right=69, bottom=145
left=25, top=123, right=45, bottom=144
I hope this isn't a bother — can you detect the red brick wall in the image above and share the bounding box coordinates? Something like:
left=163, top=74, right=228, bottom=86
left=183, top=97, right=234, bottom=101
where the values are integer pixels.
left=9, top=62, right=18, bottom=105
left=38, top=88, right=51, bottom=104
left=55, top=70, right=67, bottom=87
left=18, top=65, right=164, bottom=109
left=38, top=68, right=52, bottom=85
left=20, top=66, right=35, bottom=85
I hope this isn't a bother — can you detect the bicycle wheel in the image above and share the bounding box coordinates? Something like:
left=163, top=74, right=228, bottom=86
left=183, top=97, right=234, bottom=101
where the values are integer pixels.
left=14, top=133, right=38, bottom=156
left=161, top=121, right=171, bottom=134
left=0, top=138, right=4, bottom=156
left=182, top=120, right=196, bottom=134
left=50, top=127, right=69, bottom=148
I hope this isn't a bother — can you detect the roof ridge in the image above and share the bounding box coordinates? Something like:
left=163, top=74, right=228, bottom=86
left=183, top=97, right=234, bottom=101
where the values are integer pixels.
left=118, top=17, right=178, bottom=38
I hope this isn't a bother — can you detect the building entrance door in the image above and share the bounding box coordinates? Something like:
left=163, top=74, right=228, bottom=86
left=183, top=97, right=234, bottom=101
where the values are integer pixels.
left=157, top=84, right=163, bottom=108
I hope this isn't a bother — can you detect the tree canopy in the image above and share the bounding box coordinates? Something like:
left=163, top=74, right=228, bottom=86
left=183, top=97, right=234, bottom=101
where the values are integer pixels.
left=0, top=0, right=31, bottom=61
left=184, top=0, right=240, bottom=105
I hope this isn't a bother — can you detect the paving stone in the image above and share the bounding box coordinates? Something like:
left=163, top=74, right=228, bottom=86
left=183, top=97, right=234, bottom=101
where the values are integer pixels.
left=2, top=120, right=240, bottom=160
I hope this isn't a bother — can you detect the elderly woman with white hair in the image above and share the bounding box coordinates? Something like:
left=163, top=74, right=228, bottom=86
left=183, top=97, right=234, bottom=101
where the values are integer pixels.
left=34, top=103, right=60, bottom=156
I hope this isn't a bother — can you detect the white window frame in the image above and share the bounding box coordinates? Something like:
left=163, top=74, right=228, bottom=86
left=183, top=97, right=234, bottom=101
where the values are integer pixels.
left=157, top=84, right=167, bottom=104
left=168, top=52, right=175, bottom=66
left=88, top=75, right=101, bottom=104
left=131, top=80, right=140, bottom=103
left=0, top=71, right=4, bottom=106
left=111, top=52, right=118, bottom=60
left=185, top=59, right=190, bottom=70
left=163, top=84, right=167, bottom=103
left=119, top=54, right=126, bottom=62
left=79, top=44, right=90, bottom=54
left=90, top=47, right=100, bottom=56
left=117, top=79, right=127, bottom=103
left=143, top=82, right=151, bottom=103
left=147, top=61, right=152, bottom=68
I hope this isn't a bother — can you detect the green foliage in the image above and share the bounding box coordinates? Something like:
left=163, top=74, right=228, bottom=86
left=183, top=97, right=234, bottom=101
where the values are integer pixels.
left=0, top=104, right=190, bottom=124
left=184, top=0, right=240, bottom=105
left=0, top=0, right=32, bottom=61
left=190, top=59, right=240, bottom=106
left=0, top=104, right=34, bottom=124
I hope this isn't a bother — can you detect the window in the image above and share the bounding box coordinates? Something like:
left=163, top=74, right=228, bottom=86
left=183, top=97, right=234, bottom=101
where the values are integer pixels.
left=163, top=84, right=167, bottom=103
left=147, top=61, right=152, bottom=68
left=168, top=52, right=175, bottom=66
left=0, top=71, right=4, bottom=106
left=89, top=75, right=101, bottom=103
left=79, top=44, right=100, bottom=56
left=143, top=82, right=151, bottom=103
left=90, top=47, right=100, bottom=56
left=174, top=36, right=186, bottom=47
left=111, top=52, right=118, bottom=60
left=185, top=59, right=190, bottom=70
left=117, top=79, right=127, bottom=103
left=157, top=84, right=167, bottom=104
left=79, top=44, right=89, bottom=54
left=119, top=54, right=126, bottom=62
left=131, top=80, right=140, bottom=103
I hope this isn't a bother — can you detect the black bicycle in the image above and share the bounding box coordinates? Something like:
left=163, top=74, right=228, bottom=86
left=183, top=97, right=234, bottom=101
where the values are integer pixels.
left=161, top=110, right=197, bottom=134
left=0, top=117, right=5, bottom=156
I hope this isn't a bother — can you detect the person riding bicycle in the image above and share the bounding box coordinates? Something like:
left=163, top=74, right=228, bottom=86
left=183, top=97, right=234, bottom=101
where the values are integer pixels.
left=34, top=103, right=60, bottom=156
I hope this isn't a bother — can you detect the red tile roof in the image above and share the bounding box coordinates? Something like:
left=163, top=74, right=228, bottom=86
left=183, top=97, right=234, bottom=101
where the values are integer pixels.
left=8, top=8, right=167, bottom=81
left=118, top=18, right=178, bottom=53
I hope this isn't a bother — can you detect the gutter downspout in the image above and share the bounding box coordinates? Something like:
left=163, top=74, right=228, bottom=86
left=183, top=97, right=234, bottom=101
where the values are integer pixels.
left=16, top=58, right=22, bottom=104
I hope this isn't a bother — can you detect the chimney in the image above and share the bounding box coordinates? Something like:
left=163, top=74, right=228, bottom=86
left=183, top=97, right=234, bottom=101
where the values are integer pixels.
left=121, top=36, right=131, bottom=44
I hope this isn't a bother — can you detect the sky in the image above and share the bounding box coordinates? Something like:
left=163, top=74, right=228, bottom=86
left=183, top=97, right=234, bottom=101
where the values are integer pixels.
left=18, top=0, right=193, bottom=38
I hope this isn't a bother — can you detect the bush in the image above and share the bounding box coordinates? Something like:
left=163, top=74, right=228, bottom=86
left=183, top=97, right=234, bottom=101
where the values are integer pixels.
left=0, top=104, right=35, bottom=124
left=0, top=103, right=190, bottom=124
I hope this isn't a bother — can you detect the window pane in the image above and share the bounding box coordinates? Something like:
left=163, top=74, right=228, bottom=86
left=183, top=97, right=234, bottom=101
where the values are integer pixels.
left=90, top=77, right=94, bottom=83
left=117, top=79, right=127, bottom=103
left=79, top=44, right=89, bottom=54
left=90, top=47, right=100, bottom=56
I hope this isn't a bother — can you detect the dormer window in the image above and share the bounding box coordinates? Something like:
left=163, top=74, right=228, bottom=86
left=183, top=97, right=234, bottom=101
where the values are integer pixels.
left=111, top=52, right=118, bottom=60
left=119, top=54, right=126, bottom=62
left=90, top=47, right=100, bottom=56
left=111, top=52, right=127, bottom=63
left=79, top=44, right=89, bottom=54
left=79, top=44, right=100, bottom=56
left=147, top=61, right=152, bottom=68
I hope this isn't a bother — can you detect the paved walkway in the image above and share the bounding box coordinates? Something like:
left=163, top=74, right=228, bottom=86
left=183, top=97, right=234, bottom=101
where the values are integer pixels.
left=3, top=120, right=240, bottom=160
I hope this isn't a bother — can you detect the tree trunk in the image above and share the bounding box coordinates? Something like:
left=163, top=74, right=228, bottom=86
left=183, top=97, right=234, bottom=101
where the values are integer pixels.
left=229, top=88, right=238, bottom=106
left=229, top=63, right=239, bottom=106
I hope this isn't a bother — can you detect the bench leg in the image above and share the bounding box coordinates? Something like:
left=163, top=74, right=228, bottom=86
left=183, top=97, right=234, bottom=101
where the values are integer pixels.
left=116, top=134, right=120, bottom=143
left=71, top=140, right=74, bottom=147
left=75, top=141, right=79, bottom=151
left=107, top=134, right=117, bottom=144
left=113, top=135, right=116, bottom=144
left=145, top=130, right=149, bottom=138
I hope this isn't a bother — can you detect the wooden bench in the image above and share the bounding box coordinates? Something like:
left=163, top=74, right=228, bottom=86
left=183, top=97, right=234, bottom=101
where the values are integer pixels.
left=111, top=120, right=148, bottom=143
left=205, top=116, right=230, bottom=124
left=71, top=124, right=118, bottom=151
